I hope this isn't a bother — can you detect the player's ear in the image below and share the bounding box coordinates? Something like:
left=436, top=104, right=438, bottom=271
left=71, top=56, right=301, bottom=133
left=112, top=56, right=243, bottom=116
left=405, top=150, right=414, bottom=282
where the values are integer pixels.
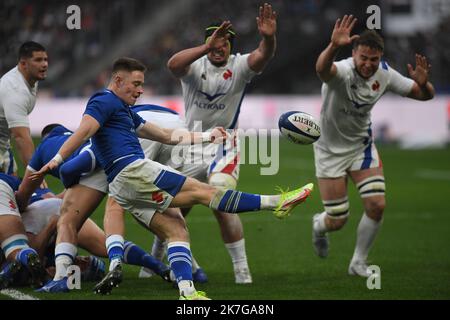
left=19, top=57, right=27, bottom=68
left=113, top=73, right=123, bottom=87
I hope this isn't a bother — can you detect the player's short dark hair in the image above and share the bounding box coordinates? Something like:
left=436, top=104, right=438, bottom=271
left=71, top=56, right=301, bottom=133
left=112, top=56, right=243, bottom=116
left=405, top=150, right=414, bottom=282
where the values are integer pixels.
left=18, top=41, right=46, bottom=60
left=354, top=30, right=384, bottom=52
left=205, top=21, right=236, bottom=50
left=41, top=123, right=62, bottom=139
left=112, top=57, right=147, bottom=74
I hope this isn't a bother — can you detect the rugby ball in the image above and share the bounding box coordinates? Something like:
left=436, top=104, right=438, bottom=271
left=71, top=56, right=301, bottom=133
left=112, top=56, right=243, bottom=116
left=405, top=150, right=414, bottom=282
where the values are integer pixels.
left=278, top=111, right=321, bottom=145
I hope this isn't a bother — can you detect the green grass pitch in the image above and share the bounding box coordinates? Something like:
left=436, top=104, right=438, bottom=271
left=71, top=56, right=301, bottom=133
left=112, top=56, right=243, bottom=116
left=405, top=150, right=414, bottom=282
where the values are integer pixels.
left=2, top=138, right=450, bottom=300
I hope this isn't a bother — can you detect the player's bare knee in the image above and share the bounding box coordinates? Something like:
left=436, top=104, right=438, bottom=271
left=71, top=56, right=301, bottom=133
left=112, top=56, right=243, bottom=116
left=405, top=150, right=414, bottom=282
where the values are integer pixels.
left=327, top=216, right=348, bottom=230
left=209, top=173, right=237, bottom=190
left=323, top=196, right=350, bottom=228
left=160, top=214, right=189, bottom=241
left=365, top=197, right=385, bottom=221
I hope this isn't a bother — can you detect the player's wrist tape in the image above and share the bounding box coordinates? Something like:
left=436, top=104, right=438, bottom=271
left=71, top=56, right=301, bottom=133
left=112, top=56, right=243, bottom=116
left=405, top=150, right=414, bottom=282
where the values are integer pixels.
left=201, top=132, right=212, bottom=143
left=52, top=153, right=64, bottom=165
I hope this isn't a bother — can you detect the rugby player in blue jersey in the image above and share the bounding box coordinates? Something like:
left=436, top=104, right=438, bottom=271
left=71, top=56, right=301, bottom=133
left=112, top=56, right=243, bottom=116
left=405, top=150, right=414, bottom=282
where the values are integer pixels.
left=31, top=57, right=313, bottom=300
left=14, top=125, right=174, bottom=291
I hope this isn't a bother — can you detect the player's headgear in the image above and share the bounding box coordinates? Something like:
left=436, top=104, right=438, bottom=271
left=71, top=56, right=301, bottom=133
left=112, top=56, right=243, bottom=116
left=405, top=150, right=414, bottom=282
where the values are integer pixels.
left=205, top=21, right=236, bottom=51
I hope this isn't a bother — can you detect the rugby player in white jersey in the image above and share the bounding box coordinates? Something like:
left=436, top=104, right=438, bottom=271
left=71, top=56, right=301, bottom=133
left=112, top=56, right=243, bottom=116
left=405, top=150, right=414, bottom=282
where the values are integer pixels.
left=0, top=41, right=48, bottom=174
left=167, top=3, right=277, bottom=284
left=312, top=15, right=434, bottom=276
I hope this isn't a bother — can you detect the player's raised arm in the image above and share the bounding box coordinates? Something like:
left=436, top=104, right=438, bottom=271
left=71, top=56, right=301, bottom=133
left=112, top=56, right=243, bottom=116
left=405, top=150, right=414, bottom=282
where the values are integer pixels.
left=316, top=15, right=359, bottom=82
left=29, top=115, right=100, bottom=180
left=137, top=121, right=228, bottom=145
left=167, top=21, right=232, bottom=78
left=407, top=54, right=435, bottom=101
left=247, top=3, right=277, bottom=73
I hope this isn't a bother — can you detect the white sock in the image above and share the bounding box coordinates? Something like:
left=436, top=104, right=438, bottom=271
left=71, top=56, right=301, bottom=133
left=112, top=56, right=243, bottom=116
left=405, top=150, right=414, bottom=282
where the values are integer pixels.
left=105, top=234, right=124, bottom=271
left=178, top=280, right=196, bottom=296
left=151, top=235, right=166, bottom=262
left=225, top=239, right=249, bottom=270
left=352, top=213, right=382, bottom=262
left=314, top=211, right=329, bottom=235
left=54, top=242, right=77, bottom=280
left=260, top=195, right=280, bottom=209
left=191, top=255, right=200, bottom=273
left=109, top=258, right=122, bottom=271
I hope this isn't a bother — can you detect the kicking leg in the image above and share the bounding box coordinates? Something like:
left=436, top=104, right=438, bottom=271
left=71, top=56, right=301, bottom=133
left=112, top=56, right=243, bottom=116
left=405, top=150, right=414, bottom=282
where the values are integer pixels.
left=171, top=176, right=313, bottom=218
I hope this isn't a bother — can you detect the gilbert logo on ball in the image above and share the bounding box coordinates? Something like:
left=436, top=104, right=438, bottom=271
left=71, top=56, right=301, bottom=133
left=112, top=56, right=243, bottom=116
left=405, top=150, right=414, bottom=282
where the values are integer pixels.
left=278, top=111, right=321, bottom=145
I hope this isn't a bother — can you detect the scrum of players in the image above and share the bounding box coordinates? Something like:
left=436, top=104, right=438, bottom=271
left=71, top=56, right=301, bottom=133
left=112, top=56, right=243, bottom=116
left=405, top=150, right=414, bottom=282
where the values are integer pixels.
left=0, top=3, right=433, bottom=300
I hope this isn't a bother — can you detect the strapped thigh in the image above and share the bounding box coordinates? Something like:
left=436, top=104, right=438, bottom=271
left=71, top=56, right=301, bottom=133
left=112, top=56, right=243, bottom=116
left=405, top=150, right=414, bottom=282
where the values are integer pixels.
left=356, top=175, right=385, bottom=198
left=323, top=196, right=350, bottom=219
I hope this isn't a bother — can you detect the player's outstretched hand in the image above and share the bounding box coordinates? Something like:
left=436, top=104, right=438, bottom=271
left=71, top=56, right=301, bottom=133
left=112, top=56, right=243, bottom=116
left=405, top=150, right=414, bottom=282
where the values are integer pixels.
left=331, top=15, right=359, bottom=48
left=407, top=54, right=431, bottom=87
left=210, top=127, right=229, bottom=144
left=206, top=21, right=232, bottom=50
left=29, top=160, right=59, bottom=181
left=256, top=3, right=277, bottom=38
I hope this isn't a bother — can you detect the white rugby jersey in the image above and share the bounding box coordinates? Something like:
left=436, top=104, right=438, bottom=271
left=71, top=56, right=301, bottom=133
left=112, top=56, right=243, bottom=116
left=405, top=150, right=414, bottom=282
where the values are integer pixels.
left=0, top=66, right=38, bottom=153
left=316, top=57, right=414, bottom=154
left=180, top=53, right=257, bottom=131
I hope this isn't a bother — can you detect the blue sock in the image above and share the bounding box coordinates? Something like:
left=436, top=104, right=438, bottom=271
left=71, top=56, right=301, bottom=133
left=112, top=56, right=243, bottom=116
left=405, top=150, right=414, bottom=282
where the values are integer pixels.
left=123, top=241, right=168, bottom=275
left=210, top=189, right=261, bottom=213
left=16, top=247, right=38, bottom=267
left=167, top=242, right=192, bottom=282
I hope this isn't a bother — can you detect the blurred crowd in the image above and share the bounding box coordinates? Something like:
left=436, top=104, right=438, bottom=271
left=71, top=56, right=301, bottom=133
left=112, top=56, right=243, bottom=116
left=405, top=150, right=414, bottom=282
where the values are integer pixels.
left=1, top=0, right=449, bottom=96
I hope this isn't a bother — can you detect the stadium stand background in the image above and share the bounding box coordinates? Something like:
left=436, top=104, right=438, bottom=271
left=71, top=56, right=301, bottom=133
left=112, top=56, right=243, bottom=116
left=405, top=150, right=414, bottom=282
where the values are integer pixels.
left=1, top=0, right=449, bottom=97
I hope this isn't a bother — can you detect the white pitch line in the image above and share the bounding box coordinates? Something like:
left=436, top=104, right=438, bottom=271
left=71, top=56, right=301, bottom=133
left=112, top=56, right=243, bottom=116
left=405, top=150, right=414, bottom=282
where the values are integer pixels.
left=0, top=289, right=40, bottom=300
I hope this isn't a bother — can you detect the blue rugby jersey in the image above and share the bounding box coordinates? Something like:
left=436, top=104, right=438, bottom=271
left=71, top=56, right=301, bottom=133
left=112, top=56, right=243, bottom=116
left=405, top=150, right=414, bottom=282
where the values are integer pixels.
left=28, top=125, right=92, bottom=179
left=83, top=89, right=146, bottom=182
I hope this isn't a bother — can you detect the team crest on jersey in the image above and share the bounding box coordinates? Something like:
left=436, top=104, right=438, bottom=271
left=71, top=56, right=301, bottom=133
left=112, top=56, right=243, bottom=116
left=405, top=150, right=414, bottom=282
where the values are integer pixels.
left=151, top=191, right=164, bottom=204
left=372, top=80, right=380, bottom=91
left=223, top=69, right=232, bottom=80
